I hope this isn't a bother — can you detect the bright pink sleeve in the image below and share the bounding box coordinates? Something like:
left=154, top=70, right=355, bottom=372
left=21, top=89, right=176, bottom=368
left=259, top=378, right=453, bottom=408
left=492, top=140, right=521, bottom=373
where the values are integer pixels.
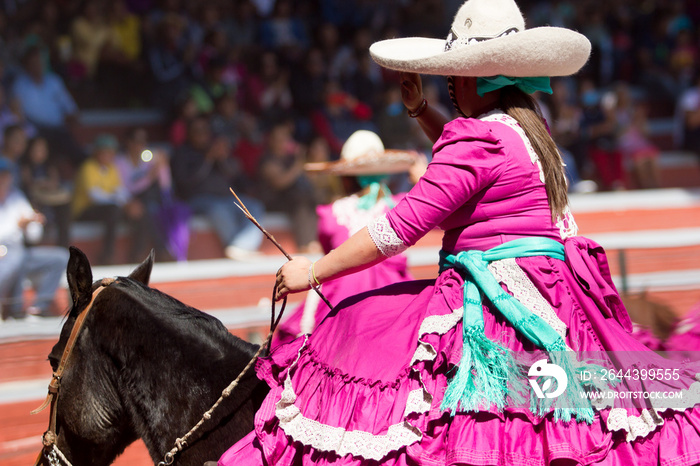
left=385, top=118, right=505, bottom=247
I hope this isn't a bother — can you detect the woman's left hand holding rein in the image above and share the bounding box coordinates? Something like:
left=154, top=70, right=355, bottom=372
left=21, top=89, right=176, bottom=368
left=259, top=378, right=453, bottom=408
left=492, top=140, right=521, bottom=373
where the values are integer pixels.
left=276, top=256, right=313, bottom=301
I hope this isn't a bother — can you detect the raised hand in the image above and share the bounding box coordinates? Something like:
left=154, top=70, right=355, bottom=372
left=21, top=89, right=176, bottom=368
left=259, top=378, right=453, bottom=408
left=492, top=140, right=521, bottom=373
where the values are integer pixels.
left=400, top=72, right=424, bottom=112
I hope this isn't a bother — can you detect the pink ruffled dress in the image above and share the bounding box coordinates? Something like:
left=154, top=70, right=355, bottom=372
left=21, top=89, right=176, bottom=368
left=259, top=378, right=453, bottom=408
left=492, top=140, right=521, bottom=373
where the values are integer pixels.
left=273, top=195, right=412, bottom=346
left=219, top=111, right=700, bottom=466
left=630, top=324, right=666, bottom=353
left=666, top=301, right=700, bottom=359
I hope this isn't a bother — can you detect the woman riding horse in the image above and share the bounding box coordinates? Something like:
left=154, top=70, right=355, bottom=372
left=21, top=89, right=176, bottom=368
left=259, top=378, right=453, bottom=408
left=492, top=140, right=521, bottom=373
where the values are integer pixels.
left=218, top=0, right=700, bottom=464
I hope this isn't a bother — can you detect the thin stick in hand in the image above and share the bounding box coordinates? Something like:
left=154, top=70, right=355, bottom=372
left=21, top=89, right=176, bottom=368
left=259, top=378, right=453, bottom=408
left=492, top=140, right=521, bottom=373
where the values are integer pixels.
left=229, top=188, right=333, bottom=310
left=230, top=188, right=291, bottom=260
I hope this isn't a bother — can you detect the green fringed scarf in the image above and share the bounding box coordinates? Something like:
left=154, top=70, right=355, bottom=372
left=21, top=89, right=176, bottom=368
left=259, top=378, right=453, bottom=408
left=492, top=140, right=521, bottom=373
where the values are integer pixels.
left=439, top=237, right=610, bottom=423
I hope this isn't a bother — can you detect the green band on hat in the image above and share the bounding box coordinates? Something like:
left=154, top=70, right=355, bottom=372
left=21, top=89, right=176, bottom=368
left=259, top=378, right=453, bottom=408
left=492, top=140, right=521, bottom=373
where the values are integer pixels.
left=476, top=75, right=552, bottom=97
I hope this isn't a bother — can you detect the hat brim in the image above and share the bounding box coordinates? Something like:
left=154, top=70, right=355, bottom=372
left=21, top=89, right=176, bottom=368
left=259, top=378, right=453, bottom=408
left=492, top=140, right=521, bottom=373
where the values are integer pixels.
left=305, top=150, right=419, bottom=176
left=369, top=27, right=591, bottom=77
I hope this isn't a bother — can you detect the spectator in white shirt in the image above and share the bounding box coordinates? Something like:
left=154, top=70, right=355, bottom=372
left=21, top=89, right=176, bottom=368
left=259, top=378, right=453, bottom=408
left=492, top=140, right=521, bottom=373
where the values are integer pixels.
left=0, top=157, right=68, bottom=320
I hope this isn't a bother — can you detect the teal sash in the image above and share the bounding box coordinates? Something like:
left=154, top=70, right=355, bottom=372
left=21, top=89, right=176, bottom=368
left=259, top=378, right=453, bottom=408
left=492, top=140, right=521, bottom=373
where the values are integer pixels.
left=439, top=237, right=605, bottom=423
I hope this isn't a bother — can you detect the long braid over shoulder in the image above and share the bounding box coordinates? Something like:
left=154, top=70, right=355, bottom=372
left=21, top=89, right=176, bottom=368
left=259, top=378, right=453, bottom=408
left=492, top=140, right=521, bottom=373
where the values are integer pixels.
left=499, top=87, right=568, bottom=221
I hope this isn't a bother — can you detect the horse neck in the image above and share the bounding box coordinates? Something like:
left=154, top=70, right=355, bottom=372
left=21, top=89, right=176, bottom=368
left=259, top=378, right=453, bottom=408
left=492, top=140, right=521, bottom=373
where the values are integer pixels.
left=96, top=292, right=260, bottom=461
left=124, top=335, right=254, bottom=455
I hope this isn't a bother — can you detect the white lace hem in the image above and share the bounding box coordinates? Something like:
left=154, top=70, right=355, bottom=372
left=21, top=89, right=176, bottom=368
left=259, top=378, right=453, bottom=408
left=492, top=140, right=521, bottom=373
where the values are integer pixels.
left=368, top=214, right=408, bottom=258
left=275, top=306, right=461, bottom=460
left=273, top=265, right=700, bottom=458
left=606, top=374, right=700, bottom=441
left=607, top=408, right=665, bottom=442
left=277, top=374, right=423, bottom=461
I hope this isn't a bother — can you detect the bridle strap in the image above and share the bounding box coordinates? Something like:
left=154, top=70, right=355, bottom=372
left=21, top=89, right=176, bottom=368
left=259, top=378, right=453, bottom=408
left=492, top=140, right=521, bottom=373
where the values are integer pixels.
left=32, top=282, right=111, bottom=415
left=31, top=279, right=115, bottom=465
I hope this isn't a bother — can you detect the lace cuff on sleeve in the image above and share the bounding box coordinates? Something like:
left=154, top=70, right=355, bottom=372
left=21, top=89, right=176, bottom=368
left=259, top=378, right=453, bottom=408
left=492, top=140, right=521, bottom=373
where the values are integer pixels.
left=368, top=214, right=408, bottom=258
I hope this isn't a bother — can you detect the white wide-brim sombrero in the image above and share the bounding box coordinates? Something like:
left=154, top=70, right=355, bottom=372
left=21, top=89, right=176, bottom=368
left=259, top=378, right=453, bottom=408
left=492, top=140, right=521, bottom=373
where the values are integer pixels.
left=305, top=130, right=418, bottom=176
left=369, top=0, right=591, bottom=77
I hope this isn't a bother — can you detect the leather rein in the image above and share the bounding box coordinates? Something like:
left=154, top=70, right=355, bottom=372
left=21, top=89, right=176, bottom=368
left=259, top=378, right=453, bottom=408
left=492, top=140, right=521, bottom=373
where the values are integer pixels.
left=31, top=279, right=116, bottom=466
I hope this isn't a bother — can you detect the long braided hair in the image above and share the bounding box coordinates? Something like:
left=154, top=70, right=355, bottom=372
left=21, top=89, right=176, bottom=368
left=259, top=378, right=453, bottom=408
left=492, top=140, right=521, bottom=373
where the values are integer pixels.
left=447, top=76, right=466, bottom=118
left=448, top=78, right=568, bottom=220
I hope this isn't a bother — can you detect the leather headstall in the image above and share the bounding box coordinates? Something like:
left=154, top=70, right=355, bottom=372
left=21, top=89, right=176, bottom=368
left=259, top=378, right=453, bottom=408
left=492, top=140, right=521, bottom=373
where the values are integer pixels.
left=31, top=278, right=117, bottom=465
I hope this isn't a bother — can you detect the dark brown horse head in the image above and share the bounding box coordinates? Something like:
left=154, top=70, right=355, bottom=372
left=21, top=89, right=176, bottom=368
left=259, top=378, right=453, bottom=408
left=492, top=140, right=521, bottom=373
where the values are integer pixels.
left=39, top=247, right=266, bottom=465
left=39, top=248, right=154, bottom=465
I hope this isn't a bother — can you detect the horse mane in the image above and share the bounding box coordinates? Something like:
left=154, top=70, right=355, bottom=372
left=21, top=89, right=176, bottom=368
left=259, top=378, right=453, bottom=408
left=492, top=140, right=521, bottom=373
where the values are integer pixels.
left=104, top=276, right=259, bottom=359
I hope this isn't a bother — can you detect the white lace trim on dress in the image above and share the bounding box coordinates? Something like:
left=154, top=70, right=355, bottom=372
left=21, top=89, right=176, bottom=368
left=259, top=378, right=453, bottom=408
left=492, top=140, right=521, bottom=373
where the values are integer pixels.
left=332, top=195, right=392, bottom=236
left=555, top=205, right=579, bottom=239
left=488, top=258, right=568, bottom=341
left=410, top=306, right=463, bottom=366
left=277, top=372, right=423, bottom=461
left=404, top=384, right=432, bottom=417
left=607, top=408, right=665, bottom=442
left=275, top=306, right=461, bottom=460
left=418, top=305, right=464, bottom=337
left=274, top=262, right=699, bottom=456
left=368, top=214, right=408, bottom=258
left=410, top=341, right=437, bottom=364
left=480, top=110, right=545, bottom=183
left=606, top=374, right=700, bottom=441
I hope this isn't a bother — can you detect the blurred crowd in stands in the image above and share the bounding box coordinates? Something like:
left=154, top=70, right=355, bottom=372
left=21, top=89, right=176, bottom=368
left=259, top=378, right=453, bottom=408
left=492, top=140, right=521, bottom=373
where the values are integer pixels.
left=0, top=0, right=700, bottom=285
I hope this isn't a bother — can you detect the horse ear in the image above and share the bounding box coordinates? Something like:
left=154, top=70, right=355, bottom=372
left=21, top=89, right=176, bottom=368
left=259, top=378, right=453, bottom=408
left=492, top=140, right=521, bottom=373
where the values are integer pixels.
left=67, top=246, right=93, bottom=307
left=129, top=249, right=155, bottom=286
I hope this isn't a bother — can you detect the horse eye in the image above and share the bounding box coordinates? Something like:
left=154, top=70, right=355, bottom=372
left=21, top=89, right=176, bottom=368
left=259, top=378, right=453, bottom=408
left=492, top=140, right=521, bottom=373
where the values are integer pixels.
left=48, top=354, right=59, bottom=371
